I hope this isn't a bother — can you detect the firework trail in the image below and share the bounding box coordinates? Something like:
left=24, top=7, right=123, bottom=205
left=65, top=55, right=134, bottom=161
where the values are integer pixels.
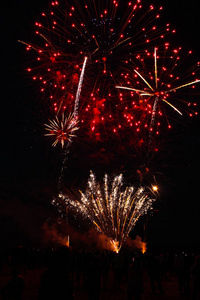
left=57, top=57, right=88, bottom=192
left=54, top=171, right=157, bottom=252
left=73, top=56, right=88, bottom=118
left=44, top=56, right=87, bottom=147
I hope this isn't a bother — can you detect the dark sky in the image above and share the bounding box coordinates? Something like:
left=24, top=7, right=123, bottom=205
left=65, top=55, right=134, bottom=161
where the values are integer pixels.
left=1, top=0, right=200, bottom=251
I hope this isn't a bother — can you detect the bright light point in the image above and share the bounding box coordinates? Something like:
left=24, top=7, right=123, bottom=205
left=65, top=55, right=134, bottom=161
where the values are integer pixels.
left=152, top=186, right=158, bottom=192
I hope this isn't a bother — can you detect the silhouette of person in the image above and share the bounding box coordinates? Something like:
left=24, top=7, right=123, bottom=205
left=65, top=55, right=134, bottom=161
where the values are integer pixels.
left=127, top=256, right=143, bottom=300
left=174, top=252, right=191, bottom=295
left=113, top=253, right=124, bottom=289
left=148, top=254, right=164, bottom=294
left=84, top=253, right=101, bottom=300
left=191, top=255, right=200, bottom=300
left=38, top=246, right=73, bottom=300
left=1, top=270, right=24, bottom=300
left=75, top=250, right=86, bottom=287
left=101, top=252, right=111, bottom=288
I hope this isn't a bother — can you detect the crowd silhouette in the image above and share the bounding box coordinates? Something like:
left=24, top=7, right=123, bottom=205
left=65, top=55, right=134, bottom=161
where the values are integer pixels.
left=0, top=245, right=200, bottom=300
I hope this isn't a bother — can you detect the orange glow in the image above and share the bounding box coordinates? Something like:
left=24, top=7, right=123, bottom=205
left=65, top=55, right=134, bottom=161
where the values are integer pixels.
left=152, top=185, right=158, bottom=192
left=65, top=235, right=70, bottom=247
left=110, top=239, right=120, bottom=253
left=141, top=243, right=147, bottom=254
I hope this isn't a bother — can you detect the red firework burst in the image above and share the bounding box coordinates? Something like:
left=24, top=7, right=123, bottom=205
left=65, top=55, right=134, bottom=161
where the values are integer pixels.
left=45, top=113, right=79, bottom=147
left=20, top=0, right=176, bottom=144
left=116, top=45, right=200, bottom=152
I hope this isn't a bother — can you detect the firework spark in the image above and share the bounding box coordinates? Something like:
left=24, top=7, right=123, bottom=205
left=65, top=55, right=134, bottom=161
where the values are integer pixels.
left=54, top=171, right=157, bottom=252
left=116, top=46, right=200, bottom=151
left=45, top=113, right=79, bottom=147
left=20, top=0, right=175, bottom=141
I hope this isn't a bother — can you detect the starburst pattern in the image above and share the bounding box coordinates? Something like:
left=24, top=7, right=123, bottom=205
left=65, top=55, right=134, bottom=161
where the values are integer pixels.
left=116, top=46, right=200, bottom=151
left=45, top=113, right=79, bottom=147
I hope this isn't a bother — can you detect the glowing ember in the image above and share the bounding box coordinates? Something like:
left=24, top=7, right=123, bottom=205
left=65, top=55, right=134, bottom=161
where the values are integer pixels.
left=141, top=242, right=147, bottom=254
left=110, top=239, right=120, bottom=254
left=152, top=185, right=158, bottom=192
left=65, top=235, right=70, bottom=247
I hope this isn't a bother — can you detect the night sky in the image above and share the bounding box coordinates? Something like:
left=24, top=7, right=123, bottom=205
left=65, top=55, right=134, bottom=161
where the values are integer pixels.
left=1, top=0, right=200, bottom=251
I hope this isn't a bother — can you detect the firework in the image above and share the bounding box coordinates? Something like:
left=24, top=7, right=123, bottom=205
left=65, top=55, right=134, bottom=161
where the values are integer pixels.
left=116, top=46, right=200, bottom=151
left=54, top=171, right=157, bottom=252
left=45, top=113, right=79, bottom=147
left=73, top=56, right=88, bottom=117
left=20, top=0, right=175, bottom=141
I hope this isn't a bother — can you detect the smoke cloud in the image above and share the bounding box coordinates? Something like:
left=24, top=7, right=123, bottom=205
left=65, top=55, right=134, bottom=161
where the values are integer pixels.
left=42, top=222, right=147, bottom=252
left=125, top=235, right=147, bottom=253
